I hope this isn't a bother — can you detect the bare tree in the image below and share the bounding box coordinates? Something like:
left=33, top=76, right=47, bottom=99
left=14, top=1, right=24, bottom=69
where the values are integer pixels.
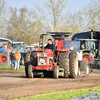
left=7, top=7, right=44, bottom=44
left=63, top=10, right=84, bottom=34
left=83, top=0, right=100, bottom=31
left=35, top=0, right=67, bottom=31
left=63, top=0, right=100, bottom=34
left=0, top=0, right=7, bottom=36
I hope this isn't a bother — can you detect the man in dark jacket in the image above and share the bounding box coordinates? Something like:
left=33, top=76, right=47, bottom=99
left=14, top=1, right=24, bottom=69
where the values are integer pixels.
left=44, top=39, right=55, bottom=51
left=10, top=50, right=15, bottom=69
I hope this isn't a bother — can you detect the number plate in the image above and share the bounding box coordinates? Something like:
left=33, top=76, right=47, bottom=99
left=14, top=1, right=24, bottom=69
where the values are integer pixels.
left=40, top=59, right=45, bottom=64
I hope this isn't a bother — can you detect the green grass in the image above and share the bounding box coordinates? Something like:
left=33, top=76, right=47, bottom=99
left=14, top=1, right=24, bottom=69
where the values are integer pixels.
left=0, top=65, right=25, bottom=71
left=10, top=86, right=100, bottom=100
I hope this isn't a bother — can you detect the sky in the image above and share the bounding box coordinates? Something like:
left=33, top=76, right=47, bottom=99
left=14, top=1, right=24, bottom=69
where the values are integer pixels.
left=4, top=0, right=93, bottom=12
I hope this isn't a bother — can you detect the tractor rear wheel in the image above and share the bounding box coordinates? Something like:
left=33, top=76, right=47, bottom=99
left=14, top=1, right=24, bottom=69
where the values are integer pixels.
left=28, top=64, right=33, bottom=78
left=59, top=51, right=70, bottom=78
left=0, top=54, right=9, bottom=63
left=24, top=51, right=31, bottom=77
left=53, top=66, right=59, bottom=79
left=30, top=51, right=37, bottom=66
left=69, top=50, right=79, bottom=78
left=80, top=61, right=89, bottom=77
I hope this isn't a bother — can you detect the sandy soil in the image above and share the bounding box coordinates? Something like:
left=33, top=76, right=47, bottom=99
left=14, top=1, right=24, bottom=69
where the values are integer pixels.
left=0, top=71, right=100, bottom=99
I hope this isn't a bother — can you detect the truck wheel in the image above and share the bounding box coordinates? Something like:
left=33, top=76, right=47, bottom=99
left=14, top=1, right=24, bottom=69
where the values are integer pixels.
left=30, top=51, right=37, bottom=66
left=24, top=51, right=31, bottom=77
left=80, top=61, right=89, bottom=77
left=83, top=53, right=89, bottom=63
left=53, top=66, right=59, bottom=79
left=69, top=50, right=79, bottom=78
left=28, top=64, right=33, bottom=78
left=59, top=50, right=70, bottom=78
left=0, top=54, right=9, bottom=63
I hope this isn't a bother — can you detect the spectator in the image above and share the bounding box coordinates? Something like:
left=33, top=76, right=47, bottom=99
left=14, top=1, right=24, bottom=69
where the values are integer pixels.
left=14, top=50, right=21, bottom=70
left=25, top=49, right=27, bottom=53
left=89, top=51, right=94, bottom=64
left=70, top=42, right=74, bottom=50
left=10, top=50, right=15, bottom=69
left=24, top=49, right=27, bottom=66
left=24, top=49, right=27, bottom=57
left=89, top=51, right=94, bottom=72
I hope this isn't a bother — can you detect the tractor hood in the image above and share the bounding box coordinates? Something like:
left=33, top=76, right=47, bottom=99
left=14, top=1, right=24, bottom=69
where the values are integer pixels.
left=37, top=50, right=54, bottom=57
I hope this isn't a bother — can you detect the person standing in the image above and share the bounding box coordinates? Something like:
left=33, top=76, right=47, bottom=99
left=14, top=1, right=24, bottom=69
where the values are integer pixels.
left=89, top=51, right=94, bottom=72
left=24, top=49, right=27, bottom=65
left=24, top=49, right=27, bottom=58
left=14, top=50, right=21, bottom=70
left=10, top=50, right=15, bottom=69
left=89, top=51, right=94, bottom=64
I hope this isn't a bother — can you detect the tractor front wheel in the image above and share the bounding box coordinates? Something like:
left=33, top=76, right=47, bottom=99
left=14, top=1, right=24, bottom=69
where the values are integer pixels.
left=53, top=66, right=59, bottom=79
left=80, top=61, right=89, bottom=77
left=24, top=51, right=31, bottom=77
left=28, top=64, right=34, bottom=78
left=30, top=51, right=37, bottom=66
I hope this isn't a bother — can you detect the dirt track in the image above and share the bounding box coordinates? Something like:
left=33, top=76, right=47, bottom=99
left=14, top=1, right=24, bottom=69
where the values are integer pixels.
left=0, top=71, right=100, bottom=99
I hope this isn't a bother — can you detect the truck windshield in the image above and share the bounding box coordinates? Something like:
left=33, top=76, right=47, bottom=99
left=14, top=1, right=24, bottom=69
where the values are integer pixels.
left=85, top=41, right=95, bottom=53
left=64, top=41, right=80, bottom=50
left=54, top=39, right=80, bottom=50
left=12, top=43, right=24, bottom=49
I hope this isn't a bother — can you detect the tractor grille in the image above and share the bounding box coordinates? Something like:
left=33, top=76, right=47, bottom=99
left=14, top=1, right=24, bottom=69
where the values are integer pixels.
left=38, top=57, right=46, bottom=65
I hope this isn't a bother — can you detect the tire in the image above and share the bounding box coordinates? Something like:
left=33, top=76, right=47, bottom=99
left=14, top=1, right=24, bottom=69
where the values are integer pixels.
left=59, top=51, right=70, bottom=78
left=28, top=64, right=33, bottom=78
left=53, top=66, right=59, bottom=79
left=83, top=53, right=89, bottom=63
left=30, top=51, right=37, bottom=66
left=69, top=50, right=79, bottom=78
left=77, top=68, right=80, bottom=77
left=24, top=51, right=31, bottom=77
left=0, top=54, right=9, bottom=63
left=80, top=61, right=89, bottom=77
left=20, top=56, right=24, bottom=65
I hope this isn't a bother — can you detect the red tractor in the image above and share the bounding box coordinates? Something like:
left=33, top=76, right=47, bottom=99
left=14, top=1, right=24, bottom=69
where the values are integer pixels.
left=24, top=32, right=80, bottom=79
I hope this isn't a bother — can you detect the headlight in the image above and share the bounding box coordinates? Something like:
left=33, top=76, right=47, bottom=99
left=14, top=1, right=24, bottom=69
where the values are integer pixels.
left=37, top=53, right=42, bottom=56
left=44, top=53, right=47, bottom=57
left=48, top=57, right=53, bottom=59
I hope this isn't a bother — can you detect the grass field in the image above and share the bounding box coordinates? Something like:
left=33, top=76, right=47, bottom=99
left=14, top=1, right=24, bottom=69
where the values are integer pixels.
left=0, top=65, right=25, bottom=71
left=10, top=86, right=100, bottom=100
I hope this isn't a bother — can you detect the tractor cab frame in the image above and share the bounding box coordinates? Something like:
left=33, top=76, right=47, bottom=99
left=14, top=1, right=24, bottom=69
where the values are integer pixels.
left=39, top=32, right=72, bottom=52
